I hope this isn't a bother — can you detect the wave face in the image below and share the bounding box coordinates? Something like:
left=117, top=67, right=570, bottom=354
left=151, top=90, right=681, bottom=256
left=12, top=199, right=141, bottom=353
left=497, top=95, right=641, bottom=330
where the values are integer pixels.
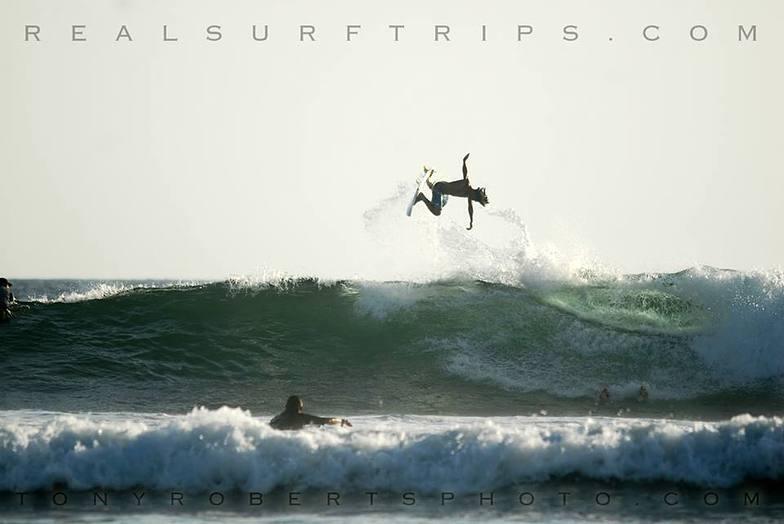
left=1, top=408, right=782, bottom=492
left=2, top=268, right=783, bottom=417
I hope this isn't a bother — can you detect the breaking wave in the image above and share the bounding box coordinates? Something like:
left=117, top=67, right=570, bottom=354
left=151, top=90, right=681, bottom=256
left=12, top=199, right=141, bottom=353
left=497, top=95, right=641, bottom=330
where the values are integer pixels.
left=1, top=408, right=781, bottom=492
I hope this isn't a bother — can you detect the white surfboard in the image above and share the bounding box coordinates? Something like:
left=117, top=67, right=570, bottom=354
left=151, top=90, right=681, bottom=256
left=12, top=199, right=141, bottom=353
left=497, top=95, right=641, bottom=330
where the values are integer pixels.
left=406, top=171, right=430, bottom=216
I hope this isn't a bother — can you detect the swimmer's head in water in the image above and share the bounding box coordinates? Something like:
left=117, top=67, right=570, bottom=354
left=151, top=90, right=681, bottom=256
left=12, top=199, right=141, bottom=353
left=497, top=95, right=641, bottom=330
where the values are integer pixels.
left=284, top=395, right=304, bottom=414
left=472, top=187, right=489, bottom=207
left=0, top=278, right=10, bottom=287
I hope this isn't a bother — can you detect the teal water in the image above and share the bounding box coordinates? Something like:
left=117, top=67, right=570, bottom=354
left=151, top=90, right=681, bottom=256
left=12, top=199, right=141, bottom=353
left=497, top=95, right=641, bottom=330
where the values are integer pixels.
left=1, top=273, right=783, bottom=522
left=1, top=273, right=783, bottom=418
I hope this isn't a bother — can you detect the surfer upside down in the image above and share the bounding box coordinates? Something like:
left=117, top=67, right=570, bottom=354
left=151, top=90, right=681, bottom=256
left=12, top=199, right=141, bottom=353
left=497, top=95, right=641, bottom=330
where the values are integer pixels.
left=414, top=153, right=489, bottom=230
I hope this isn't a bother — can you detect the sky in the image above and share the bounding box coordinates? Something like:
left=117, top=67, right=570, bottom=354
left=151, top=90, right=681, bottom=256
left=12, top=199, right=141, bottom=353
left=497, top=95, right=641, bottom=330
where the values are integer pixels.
left=1, top=0, right=782, bottom=279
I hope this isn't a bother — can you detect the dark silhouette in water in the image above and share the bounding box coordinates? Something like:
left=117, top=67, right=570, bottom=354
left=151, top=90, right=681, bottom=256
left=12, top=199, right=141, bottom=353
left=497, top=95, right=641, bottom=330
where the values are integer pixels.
left=269, top=395, right=352, bottom=430
left=638, top=385, right=649, bottom=402
left=598, top=386, right=610, bottom=404
left=413, top=153, right=489, bottom=230
left=0, top=278, right=14, bottom=322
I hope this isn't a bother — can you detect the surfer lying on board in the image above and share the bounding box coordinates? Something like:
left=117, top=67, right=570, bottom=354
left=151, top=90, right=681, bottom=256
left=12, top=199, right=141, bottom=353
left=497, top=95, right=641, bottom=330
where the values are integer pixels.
left=413, top=153, right=489, bottom=230
left=269, top=395, right=353, bottom=430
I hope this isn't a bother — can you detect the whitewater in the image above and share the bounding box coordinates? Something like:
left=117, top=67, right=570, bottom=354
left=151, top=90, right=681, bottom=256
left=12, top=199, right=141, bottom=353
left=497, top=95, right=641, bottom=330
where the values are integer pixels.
left=1, top=187, right=783, bottom=521
left=2, top=407, right=783, bottom=493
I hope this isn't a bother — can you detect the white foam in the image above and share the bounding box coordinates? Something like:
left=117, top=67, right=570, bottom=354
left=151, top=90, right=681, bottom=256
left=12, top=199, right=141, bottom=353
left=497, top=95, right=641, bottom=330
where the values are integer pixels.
left=684, top=268, right=784, bottom=382
left=1, top=408, right=781, bottom=493
left=350, top=282, right=433, bottom=320
left=25, top=280, right=205, bottom=304
left=29, top=283, right=138, bottom=304
left=226, top=270, right=338, bottom=293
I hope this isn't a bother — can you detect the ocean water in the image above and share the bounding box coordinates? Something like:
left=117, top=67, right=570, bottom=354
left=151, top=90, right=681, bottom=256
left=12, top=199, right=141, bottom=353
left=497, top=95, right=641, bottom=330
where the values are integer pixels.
left=2, top=272, right=783, bottom=523
left=2, top=272, right=783, bottom=417
left=2, top=203, right=783, bottom=522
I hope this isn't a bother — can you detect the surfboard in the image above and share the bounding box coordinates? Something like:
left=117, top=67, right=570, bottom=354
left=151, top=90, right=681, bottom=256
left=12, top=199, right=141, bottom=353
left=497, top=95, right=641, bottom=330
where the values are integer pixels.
left=406, top=170, right=430, bottom=216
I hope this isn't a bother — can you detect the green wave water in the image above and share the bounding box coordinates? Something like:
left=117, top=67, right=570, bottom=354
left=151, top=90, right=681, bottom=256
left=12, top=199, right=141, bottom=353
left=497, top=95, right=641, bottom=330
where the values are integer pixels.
left=2, top=272, right=782, bottom=418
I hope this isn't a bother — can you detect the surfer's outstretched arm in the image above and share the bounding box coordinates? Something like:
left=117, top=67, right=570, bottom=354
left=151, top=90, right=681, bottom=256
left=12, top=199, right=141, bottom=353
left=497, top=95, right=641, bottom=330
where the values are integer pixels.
left=467, top=196, right=474, bottom=230
left=304, top=414, right=352, bottom=427
left=462, top=153, right=470, bottom=180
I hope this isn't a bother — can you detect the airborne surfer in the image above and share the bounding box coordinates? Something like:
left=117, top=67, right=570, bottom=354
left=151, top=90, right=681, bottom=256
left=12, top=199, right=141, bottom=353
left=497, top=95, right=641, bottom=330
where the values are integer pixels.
left=412, top=153, right=489, bottom=230
left=269, top=395, right=353, bottom=430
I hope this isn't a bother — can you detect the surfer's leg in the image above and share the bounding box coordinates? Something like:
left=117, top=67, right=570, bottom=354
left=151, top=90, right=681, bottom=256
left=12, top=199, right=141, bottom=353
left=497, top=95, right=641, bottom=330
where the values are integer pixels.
left=415, top=193, right=441, bottom=216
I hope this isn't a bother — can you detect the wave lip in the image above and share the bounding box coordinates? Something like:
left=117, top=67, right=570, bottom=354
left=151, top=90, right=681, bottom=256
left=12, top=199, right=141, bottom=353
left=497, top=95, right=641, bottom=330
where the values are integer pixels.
left=1, top=408, right=782, bottom=493
left=28, top=283, right=137, bottom=304
left=22, top=280, right=206, bottom=304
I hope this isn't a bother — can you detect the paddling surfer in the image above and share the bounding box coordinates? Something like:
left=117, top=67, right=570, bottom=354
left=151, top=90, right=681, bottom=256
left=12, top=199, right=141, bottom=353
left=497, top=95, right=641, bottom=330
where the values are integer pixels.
left=413, top=153, right=489, bottom=230
left=269, top=395, right=352, bottom=430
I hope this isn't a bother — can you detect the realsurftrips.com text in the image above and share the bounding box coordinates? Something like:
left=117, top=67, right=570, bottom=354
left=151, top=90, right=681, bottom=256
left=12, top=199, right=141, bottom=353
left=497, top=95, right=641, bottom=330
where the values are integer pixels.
left=21, top=24, right=760, bottom=44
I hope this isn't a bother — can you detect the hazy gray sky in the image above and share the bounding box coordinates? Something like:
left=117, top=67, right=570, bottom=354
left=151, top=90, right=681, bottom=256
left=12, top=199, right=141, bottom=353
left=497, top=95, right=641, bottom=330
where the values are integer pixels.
left=1, top=0, right=782, bottom=279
